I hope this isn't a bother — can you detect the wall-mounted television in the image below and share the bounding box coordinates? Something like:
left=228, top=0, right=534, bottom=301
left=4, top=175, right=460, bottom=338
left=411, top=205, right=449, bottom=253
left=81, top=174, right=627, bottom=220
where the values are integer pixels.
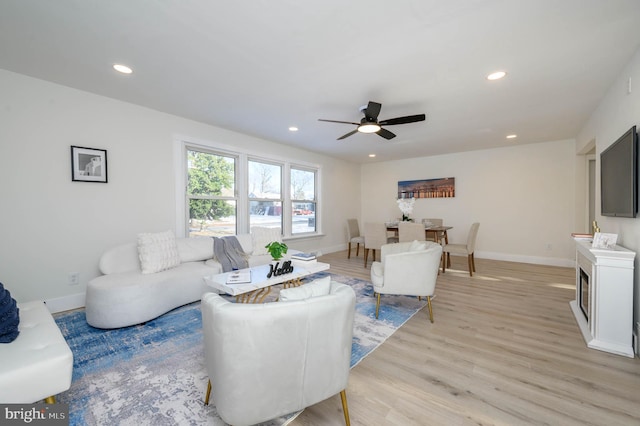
left=600, top=125, right=637, bottom=217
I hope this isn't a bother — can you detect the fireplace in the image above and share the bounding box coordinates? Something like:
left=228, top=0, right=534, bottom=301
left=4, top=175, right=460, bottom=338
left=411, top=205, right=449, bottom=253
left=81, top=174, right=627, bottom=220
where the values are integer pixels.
left=579, top=268, right=589, bottom=320
left=570, top=239, right=635, bottom=357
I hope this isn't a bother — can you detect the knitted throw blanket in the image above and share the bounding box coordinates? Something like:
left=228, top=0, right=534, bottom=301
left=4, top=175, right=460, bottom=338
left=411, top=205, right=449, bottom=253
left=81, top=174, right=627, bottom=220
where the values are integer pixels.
left=213, top=236, right=249, bottom=272
left=0, top=282, right=20, bottom=343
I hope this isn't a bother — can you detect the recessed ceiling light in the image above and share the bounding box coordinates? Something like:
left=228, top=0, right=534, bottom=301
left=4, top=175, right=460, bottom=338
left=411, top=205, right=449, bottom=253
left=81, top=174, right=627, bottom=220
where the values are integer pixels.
left=506, top=134, right=517, bottom=139
left=368, top=154, right=376, bottom=158
left=113, top=64, right=133, bottom=74
left=288, top=126, right=298, bottom=132
left=487, top=71, right=507, bottom=81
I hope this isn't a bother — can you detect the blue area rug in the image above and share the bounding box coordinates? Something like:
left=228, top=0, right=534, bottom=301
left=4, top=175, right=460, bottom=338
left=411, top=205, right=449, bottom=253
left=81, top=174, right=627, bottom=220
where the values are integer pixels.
left=54, top=273, right=427, bottom=425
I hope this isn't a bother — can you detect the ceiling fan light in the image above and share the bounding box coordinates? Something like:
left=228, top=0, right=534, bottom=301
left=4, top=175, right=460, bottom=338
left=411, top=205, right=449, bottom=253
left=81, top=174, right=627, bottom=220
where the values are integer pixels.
left=358, top=123, right=381, bottom=133
left=487, top=71, right=507, bottom=80
left=113, top=64, right=133, bottom=74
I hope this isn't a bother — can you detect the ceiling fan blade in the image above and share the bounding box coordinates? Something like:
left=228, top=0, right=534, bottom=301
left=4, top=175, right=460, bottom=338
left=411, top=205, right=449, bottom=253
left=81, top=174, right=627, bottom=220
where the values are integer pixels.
left=364, top=101, right=382, bottom=121
left=379, top=114, right=426, bottom=126
left=318, top=118, right=360, bottom=125
left=377, top=128, right=396, bottom=140
left=337, top=129, right=359, bottom=140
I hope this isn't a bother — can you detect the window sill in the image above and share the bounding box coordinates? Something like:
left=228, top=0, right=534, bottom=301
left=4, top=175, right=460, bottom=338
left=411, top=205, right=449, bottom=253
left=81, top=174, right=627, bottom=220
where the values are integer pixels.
left=283, top=233, right=325, bottom=242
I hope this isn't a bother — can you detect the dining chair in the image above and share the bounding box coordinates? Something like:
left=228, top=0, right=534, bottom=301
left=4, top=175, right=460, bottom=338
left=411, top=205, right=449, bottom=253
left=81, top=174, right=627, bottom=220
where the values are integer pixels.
left=441, top=222, right=480, bottom=276
left=363, top=222, right=390, bottom=268
left=398, top=222, right=426, bottom=242
left=346, top=218, right=365, bottom=259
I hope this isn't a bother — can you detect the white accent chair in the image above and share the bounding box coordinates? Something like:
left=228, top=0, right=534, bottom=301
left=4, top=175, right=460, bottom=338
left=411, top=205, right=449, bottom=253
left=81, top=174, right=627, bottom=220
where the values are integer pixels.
left=398, top=221, right=426, bottom=242
left=370, top=241, right=443, bottom=322
left=201, top=281, right=356, bottom=426
left=442, top=222, right=480, bottom=276
left=0, top=301, right=73, bottom=403
left=346, top=218, right=365, bottom=259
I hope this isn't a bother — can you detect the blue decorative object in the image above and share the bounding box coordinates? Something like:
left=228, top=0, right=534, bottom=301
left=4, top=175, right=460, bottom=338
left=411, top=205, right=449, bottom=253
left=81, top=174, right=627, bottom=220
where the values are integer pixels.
left=0, top=282, right=20, bottom=343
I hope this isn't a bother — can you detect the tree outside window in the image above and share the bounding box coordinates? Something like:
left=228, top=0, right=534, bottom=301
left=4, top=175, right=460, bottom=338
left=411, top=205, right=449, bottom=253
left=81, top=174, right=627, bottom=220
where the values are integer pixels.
left=187, top=150, right=236, bottom=236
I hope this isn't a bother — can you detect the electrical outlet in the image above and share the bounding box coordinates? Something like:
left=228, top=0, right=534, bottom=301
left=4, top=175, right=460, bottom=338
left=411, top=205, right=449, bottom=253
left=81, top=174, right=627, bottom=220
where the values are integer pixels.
left=69, top=272, right=80, bottom=286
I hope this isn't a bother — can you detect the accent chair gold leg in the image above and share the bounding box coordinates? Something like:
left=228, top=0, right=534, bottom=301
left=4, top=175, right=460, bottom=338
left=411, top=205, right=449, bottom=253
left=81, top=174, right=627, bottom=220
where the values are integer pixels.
left=441, top=252, right=446, bottom=273
left=347, top=242, right=352, bottom=259
left=356, top=243, right=360, bottom=257
left=471, top=253, right=476, bottom=272
left=427, top=296, right=434, bottom=323
left=44, top=396, right=56, bottom=404
left=364, top=249, right=368, bottom=268
left=340, top=389, right=351, bottom=426
left=375, top=293, right=381, bottom=319
left=204, top=380, right=211, bottom=405
left=468, top=254, right=474, bottom=277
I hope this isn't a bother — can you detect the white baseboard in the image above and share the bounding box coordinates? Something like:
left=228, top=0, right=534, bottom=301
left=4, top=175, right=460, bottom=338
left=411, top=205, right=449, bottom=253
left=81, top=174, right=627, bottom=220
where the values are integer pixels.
left=475, top=251, right=575, bottom=268
left=45, top=292, right=86, bottom=314
left=325, top=245, right=574, bottom=268
left=635, top=322, right=640, bottom=357
left=41, top=250, right=572, bottom=315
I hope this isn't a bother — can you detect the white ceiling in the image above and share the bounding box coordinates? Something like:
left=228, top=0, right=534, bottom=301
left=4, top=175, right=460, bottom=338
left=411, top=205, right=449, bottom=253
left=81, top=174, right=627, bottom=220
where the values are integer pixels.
left=2, top=0, right=640, bottom=163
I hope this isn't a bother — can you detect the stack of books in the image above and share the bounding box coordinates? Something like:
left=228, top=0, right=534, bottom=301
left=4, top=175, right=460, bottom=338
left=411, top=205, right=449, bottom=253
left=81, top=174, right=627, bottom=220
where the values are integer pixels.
left=571, top=232, right=593, bottom=240
left=291, top=252, right=317, bottom=263
left=226, top=270, right=252, bottom=284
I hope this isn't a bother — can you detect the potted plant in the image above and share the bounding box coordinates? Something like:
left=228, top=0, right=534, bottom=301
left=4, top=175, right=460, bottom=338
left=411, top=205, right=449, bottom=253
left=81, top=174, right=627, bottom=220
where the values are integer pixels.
left=265, top=241, right=288, bottom=261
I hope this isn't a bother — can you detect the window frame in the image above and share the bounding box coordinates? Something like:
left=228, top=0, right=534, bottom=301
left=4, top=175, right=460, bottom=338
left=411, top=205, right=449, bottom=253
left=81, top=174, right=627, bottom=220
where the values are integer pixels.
left=289, top=165, right=318, bottom=236
left=248, top=157, right=284, bottom=232
left=174, top=137, right=321, bottom=239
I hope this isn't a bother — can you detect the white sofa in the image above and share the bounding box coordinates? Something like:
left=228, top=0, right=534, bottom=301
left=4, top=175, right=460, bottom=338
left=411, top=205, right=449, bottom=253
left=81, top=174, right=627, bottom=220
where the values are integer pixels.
left=86, top=234, right=288, bottom=329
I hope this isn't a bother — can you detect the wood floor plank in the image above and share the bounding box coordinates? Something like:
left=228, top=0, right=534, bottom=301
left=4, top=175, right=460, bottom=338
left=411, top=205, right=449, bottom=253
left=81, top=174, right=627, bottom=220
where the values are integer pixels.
left=292, top=251, right=640, bottom=426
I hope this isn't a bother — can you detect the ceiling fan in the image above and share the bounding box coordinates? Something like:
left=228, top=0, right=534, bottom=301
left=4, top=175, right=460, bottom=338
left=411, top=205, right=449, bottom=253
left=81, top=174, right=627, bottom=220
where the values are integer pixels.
left=318, top=101, right=425, bottom=140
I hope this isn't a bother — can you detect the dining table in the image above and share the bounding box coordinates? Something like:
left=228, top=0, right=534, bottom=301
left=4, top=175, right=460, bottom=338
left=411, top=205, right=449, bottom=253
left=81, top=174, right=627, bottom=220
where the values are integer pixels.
left=385, top=223, right=453, bottom=245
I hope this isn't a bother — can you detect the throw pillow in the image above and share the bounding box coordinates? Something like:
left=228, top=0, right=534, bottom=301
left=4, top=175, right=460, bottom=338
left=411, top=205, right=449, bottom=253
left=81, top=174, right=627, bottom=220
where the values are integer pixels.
left=279, top=276, right=332, bottom=301
left=0, top=282, right=20, bottom=343
left=251, top=227, right=282, bottom=256
left=137, top=230, right=181, bottom=274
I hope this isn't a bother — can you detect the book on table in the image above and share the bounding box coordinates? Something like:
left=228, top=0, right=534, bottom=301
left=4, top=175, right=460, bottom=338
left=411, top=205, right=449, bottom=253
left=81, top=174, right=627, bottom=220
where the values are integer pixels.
left=291, top=252, right=316, bottom=261
left=226, top=270, right=252, bottom=284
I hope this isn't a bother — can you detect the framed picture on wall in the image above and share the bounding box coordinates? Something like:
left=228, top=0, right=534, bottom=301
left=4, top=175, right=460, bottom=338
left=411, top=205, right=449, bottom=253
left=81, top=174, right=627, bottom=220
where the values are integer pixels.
left=71, top=146, right=108, bottom=183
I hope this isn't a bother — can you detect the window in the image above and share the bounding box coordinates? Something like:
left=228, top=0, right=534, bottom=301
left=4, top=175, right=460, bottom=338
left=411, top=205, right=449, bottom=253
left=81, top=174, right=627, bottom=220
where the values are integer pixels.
left=186, top=149, right=237, bottom=237
left=248, top=160, right=282, bottom=232
left=291, top=167, right=316, bottom=234
left=179, top=141, right=319, bottom=239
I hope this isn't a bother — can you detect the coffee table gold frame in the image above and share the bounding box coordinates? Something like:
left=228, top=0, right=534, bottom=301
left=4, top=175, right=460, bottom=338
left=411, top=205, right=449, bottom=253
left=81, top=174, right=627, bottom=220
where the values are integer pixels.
left=235, top=277, right=304, bottom=303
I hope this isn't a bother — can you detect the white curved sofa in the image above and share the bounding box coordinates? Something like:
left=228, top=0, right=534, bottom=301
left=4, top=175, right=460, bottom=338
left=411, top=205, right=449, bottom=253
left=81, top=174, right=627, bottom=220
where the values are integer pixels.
left=86, top=234, right=283, bottom=329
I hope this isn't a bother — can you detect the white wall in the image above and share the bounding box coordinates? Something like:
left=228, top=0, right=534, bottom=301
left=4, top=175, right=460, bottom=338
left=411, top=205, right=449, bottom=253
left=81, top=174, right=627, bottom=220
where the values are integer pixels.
left=0, top=70, right=360, bottom=310
left=576, top=47, right=640, bottom=342
left=361, top=139, right=577, bottom=266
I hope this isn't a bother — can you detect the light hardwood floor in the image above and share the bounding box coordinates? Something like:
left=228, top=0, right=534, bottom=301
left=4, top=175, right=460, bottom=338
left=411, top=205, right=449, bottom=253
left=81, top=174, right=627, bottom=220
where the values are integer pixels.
left=292, top=250, right=640, bottom=426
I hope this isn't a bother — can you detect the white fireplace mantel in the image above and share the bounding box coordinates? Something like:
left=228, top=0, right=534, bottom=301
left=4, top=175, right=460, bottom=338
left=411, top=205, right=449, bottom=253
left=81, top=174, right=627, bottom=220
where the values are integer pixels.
left=570, top=239, right=636, bottom=358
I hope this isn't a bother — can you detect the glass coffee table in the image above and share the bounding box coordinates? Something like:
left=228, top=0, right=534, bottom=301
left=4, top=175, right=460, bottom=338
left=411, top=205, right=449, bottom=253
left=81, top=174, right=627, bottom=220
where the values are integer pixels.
left=204, top=261, right=330, bottom=303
